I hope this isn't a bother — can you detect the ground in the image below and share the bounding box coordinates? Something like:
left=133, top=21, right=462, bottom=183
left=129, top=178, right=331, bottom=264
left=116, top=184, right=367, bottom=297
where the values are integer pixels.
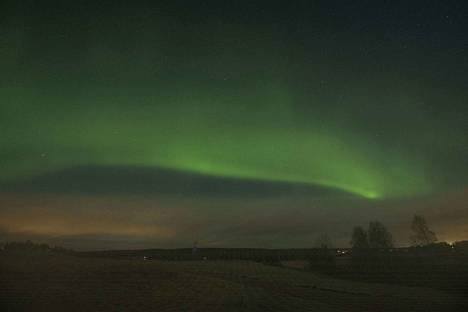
left=0, top=253, right=465, bottom=311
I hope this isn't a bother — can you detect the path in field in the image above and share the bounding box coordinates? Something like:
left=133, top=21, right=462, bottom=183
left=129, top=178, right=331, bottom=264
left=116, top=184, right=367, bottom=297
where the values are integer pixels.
left=0, top=255, right=465, bottom=311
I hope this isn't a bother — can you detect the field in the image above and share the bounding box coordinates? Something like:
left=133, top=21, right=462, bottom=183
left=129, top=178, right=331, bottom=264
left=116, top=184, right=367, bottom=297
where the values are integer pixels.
left=1, top=252, right=466, bottom=311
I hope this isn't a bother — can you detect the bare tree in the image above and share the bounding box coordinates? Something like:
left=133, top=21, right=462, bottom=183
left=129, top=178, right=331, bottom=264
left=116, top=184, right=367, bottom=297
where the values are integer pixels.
left=316, top=233, right=333, bottom=249
left=410, top=215, right=437, bottom=246
left=368, top=221, right=393, bottom=248
left=351, top=226, right=369, bottom=249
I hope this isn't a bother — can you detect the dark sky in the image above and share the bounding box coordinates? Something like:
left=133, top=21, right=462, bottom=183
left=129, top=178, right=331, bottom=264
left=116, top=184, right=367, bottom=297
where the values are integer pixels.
left=1, top=0, right=467, bottom=250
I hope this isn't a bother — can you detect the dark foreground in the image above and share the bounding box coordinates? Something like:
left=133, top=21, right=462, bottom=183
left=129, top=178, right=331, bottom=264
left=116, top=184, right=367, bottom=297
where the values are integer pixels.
left=1, top=253, right=466, bottom=312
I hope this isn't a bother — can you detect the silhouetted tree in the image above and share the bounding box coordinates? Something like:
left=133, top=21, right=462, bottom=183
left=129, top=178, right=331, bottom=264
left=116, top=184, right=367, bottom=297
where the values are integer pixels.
left=310, top=234, right=335, bottom=273
left=315, top=233, right=333, bottom=249
left=368, top=221, right=393, bottom=248
left=410, top=215, right=437, bottom=246
left=350, top=226, right=370, bottom=271
left=351, top=226, right=369, bottom=249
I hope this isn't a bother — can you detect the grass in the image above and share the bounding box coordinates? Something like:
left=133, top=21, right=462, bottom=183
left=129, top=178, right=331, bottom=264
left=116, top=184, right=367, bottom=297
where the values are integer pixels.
left=1, top=252, right=466, bottom=311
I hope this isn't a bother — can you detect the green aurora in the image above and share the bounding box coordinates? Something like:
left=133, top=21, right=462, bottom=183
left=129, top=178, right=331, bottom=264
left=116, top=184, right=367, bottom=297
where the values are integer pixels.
left=0, top=83, right=437, bottom=199
left=1, top=1, right=467, bottom=200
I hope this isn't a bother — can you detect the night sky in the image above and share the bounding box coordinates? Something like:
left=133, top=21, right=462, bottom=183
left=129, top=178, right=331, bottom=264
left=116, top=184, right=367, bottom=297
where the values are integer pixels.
left=1, top=0, right=467, bottom=250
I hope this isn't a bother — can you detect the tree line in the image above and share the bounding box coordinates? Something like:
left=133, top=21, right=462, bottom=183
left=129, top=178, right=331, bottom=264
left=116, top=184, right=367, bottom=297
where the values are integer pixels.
left=350, top=214, right=437, bottom=249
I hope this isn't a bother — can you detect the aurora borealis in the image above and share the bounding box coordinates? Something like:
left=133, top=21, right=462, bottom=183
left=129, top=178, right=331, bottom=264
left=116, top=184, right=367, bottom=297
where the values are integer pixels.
left=2, top=86, right=431, bottom=199
left=1, top=1, right=468, bottom=249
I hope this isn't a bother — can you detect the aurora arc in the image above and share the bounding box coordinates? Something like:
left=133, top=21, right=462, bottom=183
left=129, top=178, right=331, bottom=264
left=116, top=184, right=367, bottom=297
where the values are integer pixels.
left=4, top=0, right=466, bottom=200
left=1, top=84, right=428, bottom=199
